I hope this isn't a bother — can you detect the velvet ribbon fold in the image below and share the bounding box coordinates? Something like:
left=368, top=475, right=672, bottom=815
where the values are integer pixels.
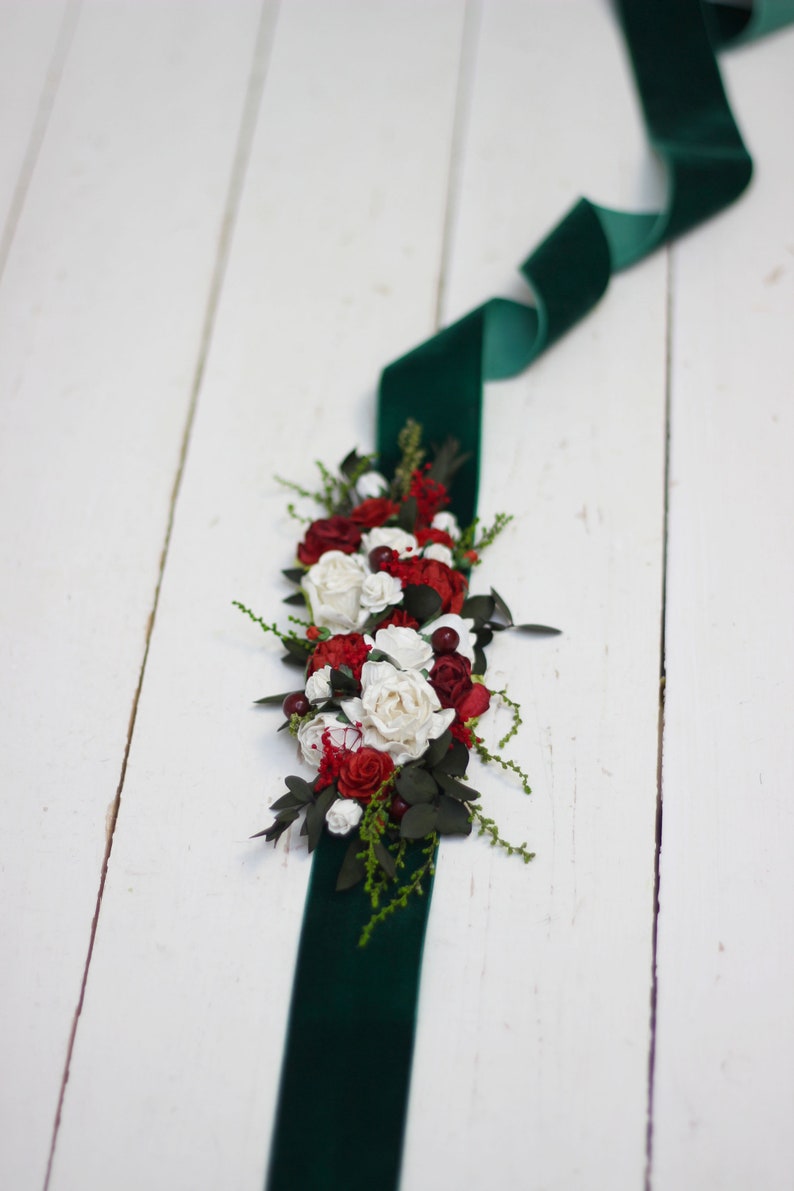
left=266, top=4, right=793, bottom=1188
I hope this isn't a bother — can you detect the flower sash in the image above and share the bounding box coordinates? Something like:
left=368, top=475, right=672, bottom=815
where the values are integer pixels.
left=265, top=4, right=794, bottom=1188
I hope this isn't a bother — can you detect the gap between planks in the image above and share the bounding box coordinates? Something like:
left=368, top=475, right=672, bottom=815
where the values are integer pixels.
left=644, top=243, right=674, bottom=1191
left=41, top=4, right=282, bottom=1186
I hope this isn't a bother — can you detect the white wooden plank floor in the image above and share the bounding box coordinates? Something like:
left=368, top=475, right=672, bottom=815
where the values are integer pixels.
left=0, top=4, right=791, bottom=1189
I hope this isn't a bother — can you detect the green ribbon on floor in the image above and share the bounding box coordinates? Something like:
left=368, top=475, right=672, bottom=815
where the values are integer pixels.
left=267, top=4, right=793, bottom=1188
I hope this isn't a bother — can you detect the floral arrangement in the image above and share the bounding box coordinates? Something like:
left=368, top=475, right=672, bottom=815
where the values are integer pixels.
left=236, top=420, right=556, bottom=943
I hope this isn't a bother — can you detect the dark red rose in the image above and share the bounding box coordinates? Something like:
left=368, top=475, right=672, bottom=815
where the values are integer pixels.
left=375, top=607, right=420, bottom=632
left=337, top=747, right=395, bottom=803
left=430, top=653, right=491, bottom=723
left=392, top=557, right=467, bottom=614
left=350, top=497, right=399, bottom=528
left=297, top=516, right=361, bottom=565
left=416, top=526, right=456, bottom=551
left=307, top=632, right=370, bottom=680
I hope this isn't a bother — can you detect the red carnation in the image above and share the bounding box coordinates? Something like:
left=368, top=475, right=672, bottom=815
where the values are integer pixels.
left=297, top=516, right=361, bottom=565
left=349, top=497, right=399, bottom=528
left=430, top=653, right=491, bottom=723
left=392, top=556, right=467, bottom=614
left=307, top=632, right=371, bottom=681
left=337, top=747, right=395, bottom=803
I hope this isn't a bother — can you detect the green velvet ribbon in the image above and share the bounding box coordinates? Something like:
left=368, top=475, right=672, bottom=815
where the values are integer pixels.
left=267, top=4, right=793, bottom=1188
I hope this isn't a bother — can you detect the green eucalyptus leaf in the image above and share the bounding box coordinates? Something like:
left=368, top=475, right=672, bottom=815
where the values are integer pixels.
left=335, top=838, right=366, bottom=891
left=436, top=795, right=472, bottom=836
left=330, top=667, right=359, bottom=695
left=282, top=567, right=305, bottom=584
left=514, top=623, right=563, bottom=636
left=490, top=588, right=514, bottom=626
left=461, top=594, right=495, bottom=623
left=282, top=650, right=308, bottom=669
left=432, top=738, right=469, bottom=776
left=396, top=765, right=437, bottom=804
left=285, top=775, right=316, bottom=805
left=403, top=584, right=443, bottom=625
left=374, top=841, right=398, bottom=880
left=282, top=592, right=306, bottom=606
left=472, top=646, right=487, bottom=677
left=283, top=636, right=312, bottom=661
left=306, top=787, right=336, bottom=852
left=436, top=773, right=472, bottom=800
left=399, top=803, right=438, bottom=840
left=254, top=692, right=292, bottom=706
left=423, top=729, right=452, bottom=768
left=269, top=791, right=302, bottom=812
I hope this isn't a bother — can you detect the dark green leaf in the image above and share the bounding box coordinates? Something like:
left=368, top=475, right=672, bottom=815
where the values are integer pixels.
left=269, top=791, right=303, bottom=812
left=374, top=841, right=398, bottom=880
left=282, top=567, right=305, bottom=584
left=398, top=495, right=418, bottom=532
left=436, top=773, right=473, bottom=800
left=490, top=588, right=514, bottom=626
left=403, top=584, right=443, bottom=625
left=335, top=838, right=366, bottom=891
left=330, top=667, right=359, bottom=695
left=282, top=591, right=306, bottom=606
left=432, top=737, right=469, bottom=776
left=427, top=436, right=470, bottom=489
left=423, top=729, right=452, bottom=768
left=514, top=623, right=563, bottom=636
left=285, top=775, right=316, bottom=804
left=282, top=650, right=308, bottom=669
left=254, top=692, right=292, bottom=706
left=436, top=795, right=472, bottom=836
left=399, top=803, right=438, bottom=840
left=396, top=765, right=437, bottom=804
left=283, top=636, right=312, bottom=661
left=472, top=645, right=487, bottom=677
left=461, top=594, right=495, bottom=623
left=250, top=808, right=300, bottom=845
left=340, top=448, right=367, bottom=479
left=305, top=787, right=336, bottom=853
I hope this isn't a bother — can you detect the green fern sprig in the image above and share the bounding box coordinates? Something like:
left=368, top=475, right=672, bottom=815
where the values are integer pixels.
left=358, top=833, right=437, bottom=947
left=472, top=735, right=532, bottom=795
left=490, top=686, right=523, bottom=750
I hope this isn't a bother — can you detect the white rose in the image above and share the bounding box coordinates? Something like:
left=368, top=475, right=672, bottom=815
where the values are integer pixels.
left=305, top=666, right=332, bottom=703
left=371, top=625, right=434, bottom=671
left=326, top=797, right=364, bottom=836
left=296, top=712, right=362, bottom=769
left=431, top=511, right=461, bottom=541
left=355, top=470, right=389, bottom=500
left=301, top=550, right=369, bottom=632
left=359, top=571, right=404, bottom=615
left=343, top=660, right=455, bottom=764
left=361, top=526, right=418, bottom=559
left=422, top=542, right=454, bottom=567
left=423, top=613, right=477, bottom=664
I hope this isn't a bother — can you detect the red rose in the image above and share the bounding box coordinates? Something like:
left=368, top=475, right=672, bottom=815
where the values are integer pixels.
left=337, top=747, right=395, bottom=803
left=307, top=632, right=370, bottom=680
left=416, top=526, right=455, bottom=550
left=430, top=654, right=491, bottom=723
left=350, top=497, right=398, bottom=528
left=297, top=516, right=361, bottom=565
left=393, top=557, right=467, bottom=614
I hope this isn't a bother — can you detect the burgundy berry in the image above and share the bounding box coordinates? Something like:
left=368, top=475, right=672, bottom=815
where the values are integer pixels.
left=389, top=794, right=411, bottom=822
left=282, top=691, right=310, bottom=719
left=368, top=545, right=395, bottom=572
left=431, top=626, right=460, bottom=655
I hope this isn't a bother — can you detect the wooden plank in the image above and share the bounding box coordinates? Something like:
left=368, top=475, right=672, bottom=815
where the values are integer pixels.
left=652, top=27, right=794, bottom=1190
left=0, top=0, right=73, bottom=270
left=402, top=2, right=667, bottom=1187
left=0, top=4, right=267, bottom=1189
left=47, top=3, right=468, bottom=1189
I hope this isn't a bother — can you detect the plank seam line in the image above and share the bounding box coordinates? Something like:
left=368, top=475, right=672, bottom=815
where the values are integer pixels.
left=644, top=244, right=673, bottom=1191
left=0, top=0, right=81, bottom=287
left=433, top=0, right=481, bottom=329
left=41, top=4, right=281, bottom=1186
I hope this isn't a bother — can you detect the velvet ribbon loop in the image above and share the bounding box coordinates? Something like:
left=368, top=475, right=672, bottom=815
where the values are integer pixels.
left=267, top=4, right=793, bottom=1189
